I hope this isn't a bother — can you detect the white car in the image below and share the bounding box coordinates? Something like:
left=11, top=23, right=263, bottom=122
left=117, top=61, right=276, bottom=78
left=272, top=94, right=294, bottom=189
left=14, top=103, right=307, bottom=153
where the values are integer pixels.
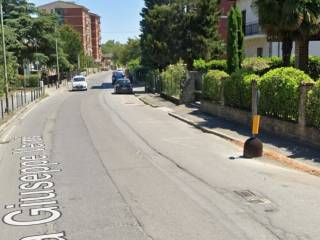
left=72, top=75, right=88, bottom=91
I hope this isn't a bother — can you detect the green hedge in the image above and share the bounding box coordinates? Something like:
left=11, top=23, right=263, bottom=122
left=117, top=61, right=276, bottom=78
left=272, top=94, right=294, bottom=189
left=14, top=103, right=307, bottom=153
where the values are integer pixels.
left=202, top=70, right=229, bottom=102
left=307, top=56, right=320, bottom=80
left=161, top=61, right=186, bottom=98
left=193, top=59, right=227, bottom=72
left=241, top=57, right=283, bottom=75
left=224, top=69, right=259, bottom=110
left=259, top=67, right=314, bottom=121
left=307, top=81, right=320, bottom=129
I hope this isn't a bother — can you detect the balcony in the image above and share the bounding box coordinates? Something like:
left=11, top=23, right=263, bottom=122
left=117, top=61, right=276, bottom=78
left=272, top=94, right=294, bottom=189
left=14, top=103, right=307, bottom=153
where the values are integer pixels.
left=245, top=21, right=263, bottom=36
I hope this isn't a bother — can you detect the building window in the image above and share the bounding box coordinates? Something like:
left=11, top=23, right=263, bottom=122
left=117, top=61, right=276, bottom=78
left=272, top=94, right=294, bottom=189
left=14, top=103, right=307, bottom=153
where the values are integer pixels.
left=257, top=47, right=263, bottom=57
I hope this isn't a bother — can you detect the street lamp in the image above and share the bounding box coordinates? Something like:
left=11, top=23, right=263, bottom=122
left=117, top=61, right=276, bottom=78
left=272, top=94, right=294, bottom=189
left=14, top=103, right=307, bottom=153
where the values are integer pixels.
left=0, top=2, right=9, bottom=113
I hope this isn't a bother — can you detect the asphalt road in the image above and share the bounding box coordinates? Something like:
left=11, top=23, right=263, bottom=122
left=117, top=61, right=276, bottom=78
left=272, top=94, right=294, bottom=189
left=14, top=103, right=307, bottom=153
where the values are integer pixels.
left=0, top=71, right=319, bottom=240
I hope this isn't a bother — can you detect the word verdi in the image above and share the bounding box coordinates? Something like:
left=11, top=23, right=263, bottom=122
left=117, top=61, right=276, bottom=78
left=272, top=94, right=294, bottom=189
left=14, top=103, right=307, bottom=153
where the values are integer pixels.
left=2, top=136, right=67, bottom=240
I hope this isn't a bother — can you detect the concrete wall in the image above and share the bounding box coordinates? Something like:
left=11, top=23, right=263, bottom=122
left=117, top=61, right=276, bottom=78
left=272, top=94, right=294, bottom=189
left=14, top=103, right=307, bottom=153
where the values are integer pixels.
left=201, top=100, right=320, bottom=148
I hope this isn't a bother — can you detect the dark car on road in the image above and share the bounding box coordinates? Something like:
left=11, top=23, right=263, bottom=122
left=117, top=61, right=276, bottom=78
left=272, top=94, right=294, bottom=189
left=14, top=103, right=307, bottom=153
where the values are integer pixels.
left=114, top=78, right=133, bottom=94
left=112, top=71, right=125, bottom=85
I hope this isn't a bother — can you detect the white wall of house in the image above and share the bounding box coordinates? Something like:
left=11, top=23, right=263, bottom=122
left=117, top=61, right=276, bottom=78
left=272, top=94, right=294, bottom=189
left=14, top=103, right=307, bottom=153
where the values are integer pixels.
left=236, top=0, right=257, bottom=23
left=236, top=0, right=320, bottom=58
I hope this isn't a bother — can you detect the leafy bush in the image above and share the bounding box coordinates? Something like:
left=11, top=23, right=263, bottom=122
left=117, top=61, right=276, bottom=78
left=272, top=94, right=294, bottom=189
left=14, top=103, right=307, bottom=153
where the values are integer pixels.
left=307, top=81, right=320, bottom=129
left=193, top=59, right=207, bottom=71
left=161, top=61, right=186, bottom=98
left=259, top=67, right=314, bottom=121
left=193, top=59, right=227, bottom=72
left=202, top=70, right=230, bottom=102
left=207, top=60, right=227, bottom=72
left=241, top=57, right=271, bottom=75
left=269, top=56, right=283, bottom=69
left=224, top=69, right=259, bottom=110
left=27, top=74, right=40, bottom=87
left=307, top=56, right=320, bottom=80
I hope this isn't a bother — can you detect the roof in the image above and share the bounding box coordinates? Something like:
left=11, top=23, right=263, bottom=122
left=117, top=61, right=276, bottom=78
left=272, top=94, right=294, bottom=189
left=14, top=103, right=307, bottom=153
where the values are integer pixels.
left=38, top=1, right=90, bottom=12
left=89, top=12, right=101, bottom=18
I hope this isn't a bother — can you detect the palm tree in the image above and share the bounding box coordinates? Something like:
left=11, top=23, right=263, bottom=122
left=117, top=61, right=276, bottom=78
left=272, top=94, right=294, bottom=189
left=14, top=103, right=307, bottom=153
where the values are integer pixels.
left=282, top=0, right=320, bottom=71
left=252, top=0, right=293, bottom=66
left=253, top=0, right=320, bottom=71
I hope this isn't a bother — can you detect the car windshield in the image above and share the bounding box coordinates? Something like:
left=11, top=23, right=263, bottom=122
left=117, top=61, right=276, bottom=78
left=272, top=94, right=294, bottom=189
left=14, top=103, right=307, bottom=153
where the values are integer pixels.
left=118, top=80, right=130, bottom=85
left=115, top=72, right=124, bottom=77
left=73, top=77, right=85, bottom=82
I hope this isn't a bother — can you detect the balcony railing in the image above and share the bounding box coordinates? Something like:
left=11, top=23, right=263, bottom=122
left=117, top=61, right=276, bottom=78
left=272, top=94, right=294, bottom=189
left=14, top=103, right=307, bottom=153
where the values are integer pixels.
left=245, top=22, right=263, bottom=36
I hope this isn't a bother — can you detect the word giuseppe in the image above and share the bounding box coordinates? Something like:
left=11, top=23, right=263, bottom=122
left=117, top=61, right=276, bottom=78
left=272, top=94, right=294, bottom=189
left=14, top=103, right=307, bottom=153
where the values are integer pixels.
left=2, top=136, right=67, bottom=240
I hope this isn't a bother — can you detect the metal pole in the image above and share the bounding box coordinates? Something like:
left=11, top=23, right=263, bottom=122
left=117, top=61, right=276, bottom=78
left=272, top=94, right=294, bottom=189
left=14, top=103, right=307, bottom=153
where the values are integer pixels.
left=1, top=4, right=9, bottom=113
left=55, top=26, right=60, bottom=88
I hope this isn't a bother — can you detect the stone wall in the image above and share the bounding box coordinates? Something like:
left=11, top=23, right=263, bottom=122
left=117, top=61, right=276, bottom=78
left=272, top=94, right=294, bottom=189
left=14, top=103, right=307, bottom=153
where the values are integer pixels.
left=201, top=100, right=320, bottom=148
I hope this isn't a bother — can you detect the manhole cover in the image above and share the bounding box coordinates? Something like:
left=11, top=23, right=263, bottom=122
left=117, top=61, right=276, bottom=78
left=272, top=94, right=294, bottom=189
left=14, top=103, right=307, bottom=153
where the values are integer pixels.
left=234, top=190, right=270, bottom=204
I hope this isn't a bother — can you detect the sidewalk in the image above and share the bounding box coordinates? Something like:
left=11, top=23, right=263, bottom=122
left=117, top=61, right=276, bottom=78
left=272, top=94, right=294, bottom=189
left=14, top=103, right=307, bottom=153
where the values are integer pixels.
left=137, top=93, right=320, bottom=176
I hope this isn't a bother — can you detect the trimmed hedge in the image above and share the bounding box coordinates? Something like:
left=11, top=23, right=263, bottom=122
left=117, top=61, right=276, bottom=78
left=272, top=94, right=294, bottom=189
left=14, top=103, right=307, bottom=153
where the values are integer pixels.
left=161, top=61, right=186, bottom=98
left=193, top=59, right=227, bottom=72
left=258, top=67, right=314, bottom=121
left=307, top=56, right=320, bottom=80
left=224, top=69, right=259, bottom=110
left=241, top=57, right=283, bottom=75
left=202, top=70, right=229, bottom=102
left=307, top=81, right=320, bottom=129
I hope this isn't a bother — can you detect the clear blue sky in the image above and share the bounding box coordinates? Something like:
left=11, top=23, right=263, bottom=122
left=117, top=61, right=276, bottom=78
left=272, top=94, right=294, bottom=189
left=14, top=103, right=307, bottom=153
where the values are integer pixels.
left=29, top=0, right=145, bottom=43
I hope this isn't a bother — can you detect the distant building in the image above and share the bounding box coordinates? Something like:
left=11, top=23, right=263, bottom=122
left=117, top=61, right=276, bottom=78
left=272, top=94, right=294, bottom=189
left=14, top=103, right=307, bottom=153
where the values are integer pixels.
left=218, top=0, right=236, bottom=42
left=38, top=0, right=102, bottom=63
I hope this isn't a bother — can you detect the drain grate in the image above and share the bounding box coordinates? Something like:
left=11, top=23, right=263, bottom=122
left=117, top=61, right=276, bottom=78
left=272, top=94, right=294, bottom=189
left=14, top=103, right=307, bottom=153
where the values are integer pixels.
left=234, top=190, right=269, bottom=204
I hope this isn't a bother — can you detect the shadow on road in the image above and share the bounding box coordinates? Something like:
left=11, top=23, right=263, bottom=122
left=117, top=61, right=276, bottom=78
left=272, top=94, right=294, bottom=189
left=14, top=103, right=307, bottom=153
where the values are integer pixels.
left=91, top=82, right=113, bottom=89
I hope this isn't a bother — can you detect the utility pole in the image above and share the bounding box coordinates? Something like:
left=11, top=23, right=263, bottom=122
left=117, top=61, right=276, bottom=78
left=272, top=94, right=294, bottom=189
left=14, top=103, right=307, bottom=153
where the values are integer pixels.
left=1, top=3, right=9, bottom=113
left=55, top=26, right=60, bottom=88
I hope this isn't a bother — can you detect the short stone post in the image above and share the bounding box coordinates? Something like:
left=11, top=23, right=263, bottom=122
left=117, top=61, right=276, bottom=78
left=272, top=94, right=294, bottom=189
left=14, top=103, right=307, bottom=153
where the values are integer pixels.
left=180, top=71, right=196, bottom=104
left=298, top=82, right=314, bottom=128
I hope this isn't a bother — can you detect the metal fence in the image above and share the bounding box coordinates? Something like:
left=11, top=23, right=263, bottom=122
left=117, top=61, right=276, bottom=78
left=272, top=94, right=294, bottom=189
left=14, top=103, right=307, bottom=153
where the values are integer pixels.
left=0, top=87, right=44, bottom=120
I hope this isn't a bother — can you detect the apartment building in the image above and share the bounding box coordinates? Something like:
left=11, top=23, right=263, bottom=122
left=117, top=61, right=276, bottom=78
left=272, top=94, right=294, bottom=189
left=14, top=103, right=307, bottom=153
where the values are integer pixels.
left=90, top=13, right=102, bottom=62
left=38, top=1, right=102, bottom=63
left=218, top=0, right=236, bottom=42
left=235, top=0, right=320, bottom=57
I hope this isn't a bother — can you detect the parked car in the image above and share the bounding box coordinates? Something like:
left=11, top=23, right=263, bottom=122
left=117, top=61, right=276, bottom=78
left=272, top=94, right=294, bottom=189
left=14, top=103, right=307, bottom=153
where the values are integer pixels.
left=112, top=71, right=125, bottom=85
left=71, top=75, right=88, bottom=91
left=114, top=78, right=133, bottom=94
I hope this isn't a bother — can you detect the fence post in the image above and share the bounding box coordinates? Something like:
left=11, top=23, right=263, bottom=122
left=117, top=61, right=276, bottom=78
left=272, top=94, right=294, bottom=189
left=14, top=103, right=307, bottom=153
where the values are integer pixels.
left=1, top=98, right=4, bottom=119
left=298, top=82, right=314, bottom=128
left=11, top=94, right=14, bottom=112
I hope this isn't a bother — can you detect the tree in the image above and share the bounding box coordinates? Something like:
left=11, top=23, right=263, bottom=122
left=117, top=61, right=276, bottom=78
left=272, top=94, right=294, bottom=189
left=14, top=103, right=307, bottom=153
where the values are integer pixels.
left=140, top=0, right=223, bottom=70
left=235, top=6, right=244, bottom=67
left=101, top=40, right=125, bottom=66
left=252, top=0, right=293, bottom=66
left=59, top=25, right=83, bottom=67
left=282, top=0, right=320, bottom=71
left=252, top=0, right=320, bottom=70
left=119, top=38, right=141, bottom=66
left=227, top=7, right=239, bottom=73
left=177, top=0, right=224, bottom=69
left=140, top=3, right=177, bottom=69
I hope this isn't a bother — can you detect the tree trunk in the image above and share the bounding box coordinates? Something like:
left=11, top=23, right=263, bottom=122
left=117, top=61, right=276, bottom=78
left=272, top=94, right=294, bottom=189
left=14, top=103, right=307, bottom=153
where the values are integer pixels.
left=295, top=39, right=309, bottom=72
left=282, top=38, right=293, bottom=67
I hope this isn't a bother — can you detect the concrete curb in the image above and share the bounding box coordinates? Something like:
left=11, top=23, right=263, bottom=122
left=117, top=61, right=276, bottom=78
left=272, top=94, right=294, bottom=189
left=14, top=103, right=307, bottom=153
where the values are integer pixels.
left=138, top=97, right=159, bottom=108
left=168, top=112, right=320, bottom=177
